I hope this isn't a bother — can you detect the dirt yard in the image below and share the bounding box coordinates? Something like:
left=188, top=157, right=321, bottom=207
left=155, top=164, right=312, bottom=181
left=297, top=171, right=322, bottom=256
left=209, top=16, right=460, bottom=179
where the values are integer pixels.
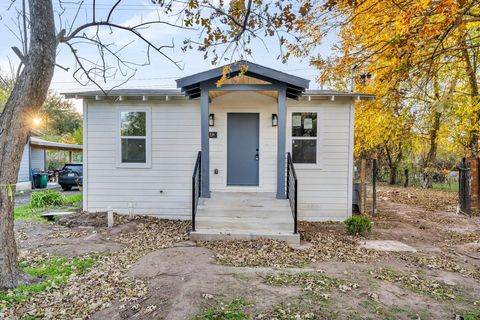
left=2, top=185, right=480, bottom=319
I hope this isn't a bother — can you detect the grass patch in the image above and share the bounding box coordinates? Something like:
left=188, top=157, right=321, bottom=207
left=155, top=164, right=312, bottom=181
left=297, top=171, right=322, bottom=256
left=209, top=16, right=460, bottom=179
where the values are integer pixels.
left=194, top=298, right=251, bottom=320
left=432, top=181, right=459, bottom=192
left=64, top=194, right=82, bottom=207
left=0, top=255, right=95, bottom=308
left=257, top=304, right=317, bottom=319
left=14, top=204, right=43, bottom=220
left=462, top=308, right=480, bottom=320
left=14, top=193, right=82, bottom=220
left=264, top=272, right=358, bottom=300
left=374, top=268, right=461, bottom=301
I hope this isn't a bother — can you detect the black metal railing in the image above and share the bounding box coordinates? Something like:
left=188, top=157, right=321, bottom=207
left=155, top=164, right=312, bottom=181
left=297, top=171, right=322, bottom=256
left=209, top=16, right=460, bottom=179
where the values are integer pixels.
left=286, top=152, right=298, bottom=234
left=192, top=151, right=202, bottom=231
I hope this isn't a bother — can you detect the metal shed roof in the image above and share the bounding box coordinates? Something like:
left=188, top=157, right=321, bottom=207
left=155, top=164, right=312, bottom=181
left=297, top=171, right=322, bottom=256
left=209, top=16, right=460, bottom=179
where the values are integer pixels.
left=30, top=137, right=83, bottom=152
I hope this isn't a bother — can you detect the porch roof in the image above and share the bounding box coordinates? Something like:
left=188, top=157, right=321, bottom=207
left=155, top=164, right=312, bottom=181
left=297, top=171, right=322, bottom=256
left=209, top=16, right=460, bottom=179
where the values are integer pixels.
left=176, top=60, right=310, bottom=100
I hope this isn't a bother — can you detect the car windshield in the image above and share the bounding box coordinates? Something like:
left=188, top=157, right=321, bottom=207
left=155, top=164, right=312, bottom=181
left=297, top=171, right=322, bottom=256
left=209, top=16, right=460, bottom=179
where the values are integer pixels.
left=64, top=165, right=82, bottom=174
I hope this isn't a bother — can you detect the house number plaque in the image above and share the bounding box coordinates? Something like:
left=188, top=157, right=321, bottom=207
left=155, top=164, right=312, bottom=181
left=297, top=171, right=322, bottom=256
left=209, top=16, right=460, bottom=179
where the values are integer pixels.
left=209, top=132, right=217, bottom=138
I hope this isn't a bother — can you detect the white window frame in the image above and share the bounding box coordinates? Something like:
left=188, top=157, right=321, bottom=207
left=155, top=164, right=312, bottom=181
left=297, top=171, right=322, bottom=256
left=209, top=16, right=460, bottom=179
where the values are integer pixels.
left=288, top=110, right=322, bottom=169
left=116, top=106, right=151, bottom=168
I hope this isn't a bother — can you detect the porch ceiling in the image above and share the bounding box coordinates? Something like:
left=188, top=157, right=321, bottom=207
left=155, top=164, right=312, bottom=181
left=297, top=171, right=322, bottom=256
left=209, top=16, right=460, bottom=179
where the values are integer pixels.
left=208, top=75, right=278, bottom=99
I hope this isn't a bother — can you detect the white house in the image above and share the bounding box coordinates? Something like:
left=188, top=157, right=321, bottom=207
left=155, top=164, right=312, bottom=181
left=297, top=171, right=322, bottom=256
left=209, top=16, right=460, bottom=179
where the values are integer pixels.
left=65, top=61, right=373, bottom=244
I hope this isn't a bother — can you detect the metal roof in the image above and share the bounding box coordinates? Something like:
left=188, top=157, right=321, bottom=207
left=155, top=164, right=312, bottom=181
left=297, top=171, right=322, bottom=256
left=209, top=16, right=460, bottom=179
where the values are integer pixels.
left=63, top=88, right=374, bottom=100
left=30, top=137, right=82, bottom=152
left=176, top=60, right=310, bottom=100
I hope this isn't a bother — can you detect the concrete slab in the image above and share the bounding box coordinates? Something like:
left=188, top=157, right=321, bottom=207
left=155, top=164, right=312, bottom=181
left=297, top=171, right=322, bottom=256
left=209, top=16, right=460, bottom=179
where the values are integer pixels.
left=359, top=240, right=417, bottom=253
left=41, top=211, right=75, bottom=221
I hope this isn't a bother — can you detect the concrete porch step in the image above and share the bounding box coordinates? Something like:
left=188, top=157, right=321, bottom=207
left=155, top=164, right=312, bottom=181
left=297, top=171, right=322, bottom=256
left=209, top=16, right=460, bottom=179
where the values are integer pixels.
left=190, top=229, right=300, bottom=244
left=192, top=192, right=298, bottom=244
left=196, top=208, right=293, bottom=218
left=198, top=203, right=290, bottom=210
left=196, top=221, right=293, bottom=232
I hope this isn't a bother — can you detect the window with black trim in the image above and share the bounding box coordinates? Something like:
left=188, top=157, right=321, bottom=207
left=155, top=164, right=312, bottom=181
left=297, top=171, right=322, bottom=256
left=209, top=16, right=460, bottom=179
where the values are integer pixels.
left=120, top=111, right=147, bottom=163
left=291, top=112, right=317, bottom=164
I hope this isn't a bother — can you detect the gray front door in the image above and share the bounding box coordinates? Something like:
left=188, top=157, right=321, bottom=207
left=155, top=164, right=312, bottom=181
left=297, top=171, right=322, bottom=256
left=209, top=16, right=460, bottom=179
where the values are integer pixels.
left=227, top=113, right=260, bottom=186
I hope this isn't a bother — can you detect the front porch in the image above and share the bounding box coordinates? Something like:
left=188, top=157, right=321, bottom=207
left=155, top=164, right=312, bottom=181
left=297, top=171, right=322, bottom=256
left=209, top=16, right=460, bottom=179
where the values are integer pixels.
left=190, top=192, right=300, bottom=244
left=178, top=61, right=307, bottom=243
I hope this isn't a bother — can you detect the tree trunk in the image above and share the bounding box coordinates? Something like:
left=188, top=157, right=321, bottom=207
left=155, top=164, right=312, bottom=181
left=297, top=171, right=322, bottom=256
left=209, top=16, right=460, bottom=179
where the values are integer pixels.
left=385, top=146, right=401, bottom=185
left=461, top=40, right=480, bottom=157
left=423, top=111, right=441, bottom=189
left=389, top=165, right=397, bottom=185
left=404, top=168, right=409, bottom=187
left=0, top=0, right=57, bottom=289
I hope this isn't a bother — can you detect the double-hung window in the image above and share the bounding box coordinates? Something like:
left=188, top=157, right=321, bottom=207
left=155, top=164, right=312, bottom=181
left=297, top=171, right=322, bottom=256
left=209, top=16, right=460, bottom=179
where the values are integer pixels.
left=291, top=112, right=318, bottom=165
left=117, top=107, right=151, bottom=168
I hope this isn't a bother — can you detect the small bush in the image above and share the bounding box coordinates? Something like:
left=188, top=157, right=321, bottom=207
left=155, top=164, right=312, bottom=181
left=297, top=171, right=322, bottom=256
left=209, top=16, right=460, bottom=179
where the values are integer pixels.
left=30, top=190, right=65, bottom=208
left=344, top=215, right=372, bottom=236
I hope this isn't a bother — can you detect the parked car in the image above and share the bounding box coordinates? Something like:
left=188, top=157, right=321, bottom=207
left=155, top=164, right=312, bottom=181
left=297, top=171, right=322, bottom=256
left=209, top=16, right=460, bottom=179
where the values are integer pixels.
left=59, top=163, right=83, bottom=191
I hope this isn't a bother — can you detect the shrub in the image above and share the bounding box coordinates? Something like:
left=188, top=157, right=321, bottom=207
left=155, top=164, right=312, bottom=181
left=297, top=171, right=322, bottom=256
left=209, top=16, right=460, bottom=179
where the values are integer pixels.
left=344, top=215, right=372, bottom=236
left=30, top=189, right=65, bottom=208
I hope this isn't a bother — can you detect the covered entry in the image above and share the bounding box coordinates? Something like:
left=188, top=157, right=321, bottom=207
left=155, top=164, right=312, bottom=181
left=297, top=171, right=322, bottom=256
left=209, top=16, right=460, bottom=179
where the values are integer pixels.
left=176, top=60, right=309, bottom=199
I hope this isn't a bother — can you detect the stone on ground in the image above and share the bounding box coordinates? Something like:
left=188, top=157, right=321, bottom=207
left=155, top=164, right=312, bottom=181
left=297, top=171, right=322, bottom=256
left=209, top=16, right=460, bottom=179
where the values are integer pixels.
left=360, top=240, right=417, bottom=252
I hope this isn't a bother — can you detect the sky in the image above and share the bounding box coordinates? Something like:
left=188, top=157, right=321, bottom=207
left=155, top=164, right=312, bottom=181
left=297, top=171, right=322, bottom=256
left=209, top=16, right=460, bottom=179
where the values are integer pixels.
left=0, top=0, right=336, bottom=112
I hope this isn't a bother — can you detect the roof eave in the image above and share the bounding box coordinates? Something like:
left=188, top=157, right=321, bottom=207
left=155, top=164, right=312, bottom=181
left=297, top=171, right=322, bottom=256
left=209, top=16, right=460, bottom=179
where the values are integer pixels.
left=176, top=60, right=310, bottom=90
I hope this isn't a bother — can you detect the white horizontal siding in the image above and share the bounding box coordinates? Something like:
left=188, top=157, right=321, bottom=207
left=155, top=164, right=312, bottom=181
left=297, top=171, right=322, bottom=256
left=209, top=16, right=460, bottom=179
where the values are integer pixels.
left=17, top=144, right=30, bottom=183
left=84, top=94, right=354, bottom=222
left=86, top=100, right=199, bottom=217
left=287, top=98, right=353, bottom=221
left=30, top=149, right=45, bottom=171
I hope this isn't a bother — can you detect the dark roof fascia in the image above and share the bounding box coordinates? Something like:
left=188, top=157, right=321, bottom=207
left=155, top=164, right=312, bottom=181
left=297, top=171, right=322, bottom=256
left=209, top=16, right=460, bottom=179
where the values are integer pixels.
left=176, top=60, right=310, bottom=90
left=62, top=89, right=183, bottom=99
left=306, top=90, right=375, bottom=100
left=62, top=88, right=375, bottom=100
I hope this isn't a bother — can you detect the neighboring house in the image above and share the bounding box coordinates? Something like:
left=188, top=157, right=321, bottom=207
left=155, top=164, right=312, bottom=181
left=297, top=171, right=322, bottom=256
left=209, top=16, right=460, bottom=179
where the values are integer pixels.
left=16, top=132, right=83, bottom=191
left=65, top=61, right=373, bottom=244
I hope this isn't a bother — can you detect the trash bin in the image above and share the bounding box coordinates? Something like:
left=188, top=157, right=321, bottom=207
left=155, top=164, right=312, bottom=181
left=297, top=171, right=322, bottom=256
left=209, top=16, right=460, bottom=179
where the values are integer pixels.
left=32, top=173, right=40, bottom=189
left=40, top=173, right=48, bottom=188
left=352, top=182, right=367, bottom=214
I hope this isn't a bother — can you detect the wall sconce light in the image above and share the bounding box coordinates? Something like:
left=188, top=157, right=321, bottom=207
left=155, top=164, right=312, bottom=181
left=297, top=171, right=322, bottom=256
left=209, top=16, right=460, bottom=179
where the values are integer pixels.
left=272, top=114, right=278, bottom=127
left=209, top=114, right=215, bottom=126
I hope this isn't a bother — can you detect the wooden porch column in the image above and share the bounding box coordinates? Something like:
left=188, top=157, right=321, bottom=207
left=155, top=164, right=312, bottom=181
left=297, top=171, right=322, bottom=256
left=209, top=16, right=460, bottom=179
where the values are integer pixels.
left=277, top=85, right=287, bottom=199
left=200, top=84, right=210, bottom=198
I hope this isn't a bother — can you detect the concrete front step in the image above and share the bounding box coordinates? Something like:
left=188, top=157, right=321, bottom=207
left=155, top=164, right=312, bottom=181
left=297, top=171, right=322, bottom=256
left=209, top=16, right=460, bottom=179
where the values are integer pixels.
left=198, top=203, right=290, bottom=210
left=196, top=222, right=293, bottom=232
left=192, top=192, right=298, bottom=244
left=195, top=209, right=293, bottom=219
left=190, top=229, right=300, bottom=244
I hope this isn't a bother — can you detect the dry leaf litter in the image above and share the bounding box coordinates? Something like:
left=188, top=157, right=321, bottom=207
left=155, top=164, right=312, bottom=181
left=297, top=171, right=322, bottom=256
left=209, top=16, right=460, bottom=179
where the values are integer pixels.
left=3, top=215, right=189, bottom=319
